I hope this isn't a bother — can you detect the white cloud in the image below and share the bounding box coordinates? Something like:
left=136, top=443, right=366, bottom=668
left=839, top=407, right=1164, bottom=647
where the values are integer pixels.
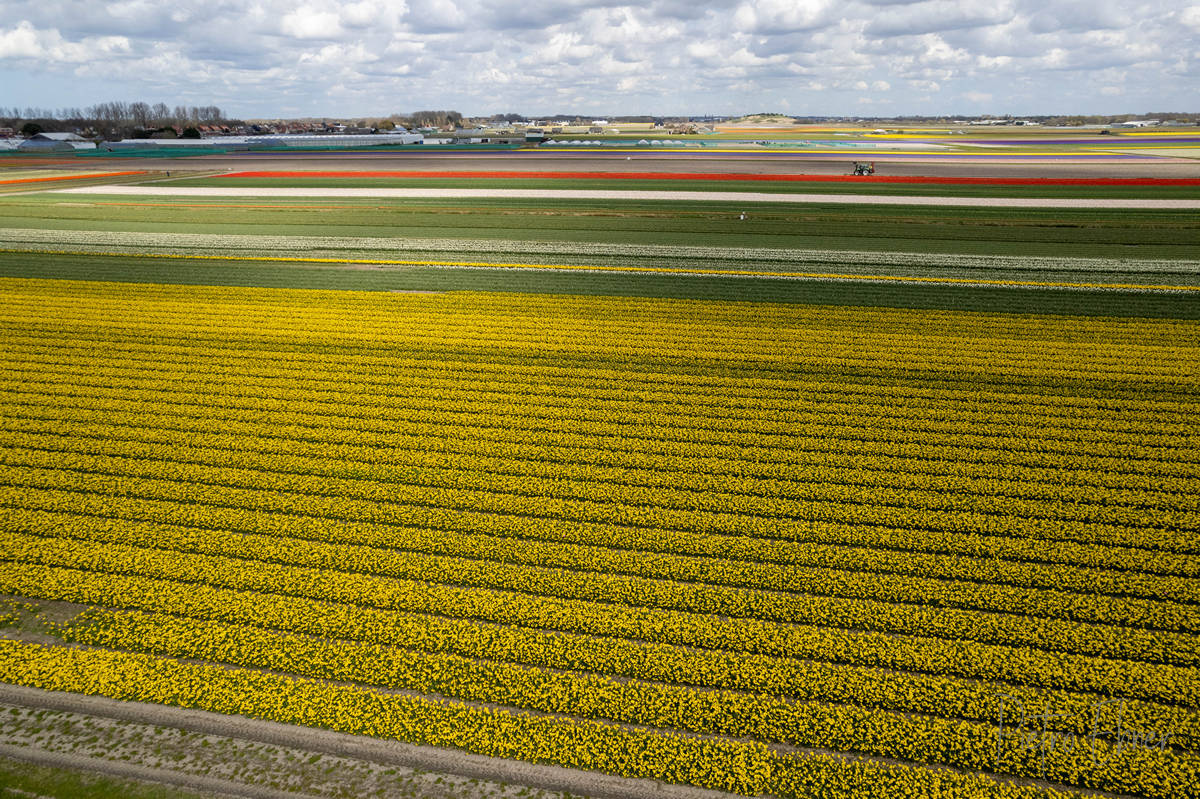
left=734, top=0, right=835, bottom=33
left=280, top=7, right=344, bottom=39
left=0, top=20, right=129, bottom=62
left=0, top=0, right=1195, bottom=117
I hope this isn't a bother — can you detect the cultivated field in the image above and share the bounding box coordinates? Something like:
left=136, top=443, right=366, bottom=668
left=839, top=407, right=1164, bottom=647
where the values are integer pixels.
left=1, top=154, right=1198, bottom=799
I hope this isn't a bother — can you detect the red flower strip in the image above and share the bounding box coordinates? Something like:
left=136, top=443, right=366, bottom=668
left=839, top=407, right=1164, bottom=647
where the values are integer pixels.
left=218, top=170, right=1200, bottom=186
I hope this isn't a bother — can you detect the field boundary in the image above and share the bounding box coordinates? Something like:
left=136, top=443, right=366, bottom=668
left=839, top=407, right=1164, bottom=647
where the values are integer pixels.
left=3, top=247, right=1195, bottom=291
left=0, top=171, right=148, bottom=186
left=0, top=683, right=736, bottom=799
left=47, top=185, right=1200, bottom=208
left=0, top=743, right=319, bottom=799
left=219, top=170, right=1200, bottom=186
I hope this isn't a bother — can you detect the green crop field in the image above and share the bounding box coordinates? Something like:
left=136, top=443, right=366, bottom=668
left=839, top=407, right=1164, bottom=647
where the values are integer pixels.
left=154, top=174, right=1200, bottom=200
left=1, top=172, right=1199, bottom=799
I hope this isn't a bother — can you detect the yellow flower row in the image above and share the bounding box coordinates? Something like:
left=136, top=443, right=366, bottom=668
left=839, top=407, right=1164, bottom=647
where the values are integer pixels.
left=2, top=440, right=1192, bottom=570
left=6, top=564, right=1196, bottom=760
left=2, top=418, right=1192, bottom=542
left=9, top=374, right=1192, bottom=478
left=7, top=476, right=1190, bottom=635
left=4, top=498, right=1194, bottom=667
left=62, top=607, right=1200, bottom=798
left=6, top=536, right=1197, bottom=708
left=11, top=382, right=1195, bottom=510
left=7, top=333, right=1193, bottom=430
left=4, top=448, right=1193, bottom=595
left=0, top=638, right=1106, bottom=799
left=6, top=354, right=1194, bottom=447
left=3, top=288, right=1195, bottom=386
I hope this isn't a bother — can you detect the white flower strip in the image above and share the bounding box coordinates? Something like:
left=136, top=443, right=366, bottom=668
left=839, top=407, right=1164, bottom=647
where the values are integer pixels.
left=2, top=228, right=1197, bottom=275
left=48, top=185, right=1200, bottom=210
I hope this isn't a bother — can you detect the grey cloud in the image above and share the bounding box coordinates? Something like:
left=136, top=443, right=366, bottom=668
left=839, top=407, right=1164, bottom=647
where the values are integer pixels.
left=478, top=0, right=630, bottom=30
left=864, top=1, right=1016, bottom=37
left=1025, top=0, right=1129, bottom=33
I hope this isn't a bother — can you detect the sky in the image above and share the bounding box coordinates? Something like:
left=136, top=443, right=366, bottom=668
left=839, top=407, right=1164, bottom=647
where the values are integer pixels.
left=1, top=0, right=1197, bottom=119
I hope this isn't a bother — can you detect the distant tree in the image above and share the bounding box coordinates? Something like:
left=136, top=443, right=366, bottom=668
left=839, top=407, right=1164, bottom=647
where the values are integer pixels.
left=20, top=122, right=42, bottom=137
left=130, top=102, right=151, bottom=129
left=180, top=127, right=202, bottom=138
left=410, top=110, right=463, bottom=128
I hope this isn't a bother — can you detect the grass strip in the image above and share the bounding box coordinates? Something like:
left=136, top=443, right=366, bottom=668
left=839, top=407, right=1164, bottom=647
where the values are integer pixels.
left=3, top=246, right=1196, bottom=291
left=1, top=253, right=1198, bottom=317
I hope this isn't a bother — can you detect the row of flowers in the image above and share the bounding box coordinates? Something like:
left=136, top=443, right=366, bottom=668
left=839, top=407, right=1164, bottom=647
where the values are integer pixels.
left=5, top=502, right=1192, bottom=666
left=2, top=227, right=1196, bottom=274
left=4, top=563, right=1196, bottom=755
left=6, top=535, right=1196, bottom=709
left=1, top=638, right=1113, bottom=799
left=55, top=606, right=1197, bottom=798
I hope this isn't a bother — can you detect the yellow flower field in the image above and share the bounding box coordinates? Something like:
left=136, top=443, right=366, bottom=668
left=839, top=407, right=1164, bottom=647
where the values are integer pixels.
left=1, top=276, right=1198, bottom=798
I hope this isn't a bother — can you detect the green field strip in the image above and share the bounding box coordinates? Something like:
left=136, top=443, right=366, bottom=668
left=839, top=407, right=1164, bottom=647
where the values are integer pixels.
left=1, top=253, right=1199, bottom=317
left=40, top=185, right=1200, bottom=213
left=5, top=195, right=1200, bottom=250
left=155, top=174, right=1200, bottom=200
left=6, top=243, right=1200, bottom=289
left=0, top=751, right=216, bottom=799
left=5, top=228, right=1197, bottom=286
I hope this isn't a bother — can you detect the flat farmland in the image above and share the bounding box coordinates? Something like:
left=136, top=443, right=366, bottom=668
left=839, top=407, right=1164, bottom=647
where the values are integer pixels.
left=1, top=161, right=1199, bottom=799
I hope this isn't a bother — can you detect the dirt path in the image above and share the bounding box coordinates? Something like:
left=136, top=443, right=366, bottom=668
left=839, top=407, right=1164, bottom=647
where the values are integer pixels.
left=45, top=185, right=1200, bottom=208
left=0, top=684, right=736, bottom=799
left=0, top=743, right=315, bottom=799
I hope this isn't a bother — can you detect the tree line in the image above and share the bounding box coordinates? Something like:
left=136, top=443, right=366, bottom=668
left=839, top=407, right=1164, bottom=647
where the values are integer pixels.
left=0, top=102, right=236, bottom=139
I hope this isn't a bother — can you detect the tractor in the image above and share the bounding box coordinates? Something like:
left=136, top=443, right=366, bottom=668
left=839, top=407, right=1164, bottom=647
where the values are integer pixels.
left=851, top=161, right=875, bottom=176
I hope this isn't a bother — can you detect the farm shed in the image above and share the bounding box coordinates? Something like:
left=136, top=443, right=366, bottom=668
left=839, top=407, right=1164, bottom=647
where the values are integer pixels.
left=18, top=132, right=96, bottom=151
